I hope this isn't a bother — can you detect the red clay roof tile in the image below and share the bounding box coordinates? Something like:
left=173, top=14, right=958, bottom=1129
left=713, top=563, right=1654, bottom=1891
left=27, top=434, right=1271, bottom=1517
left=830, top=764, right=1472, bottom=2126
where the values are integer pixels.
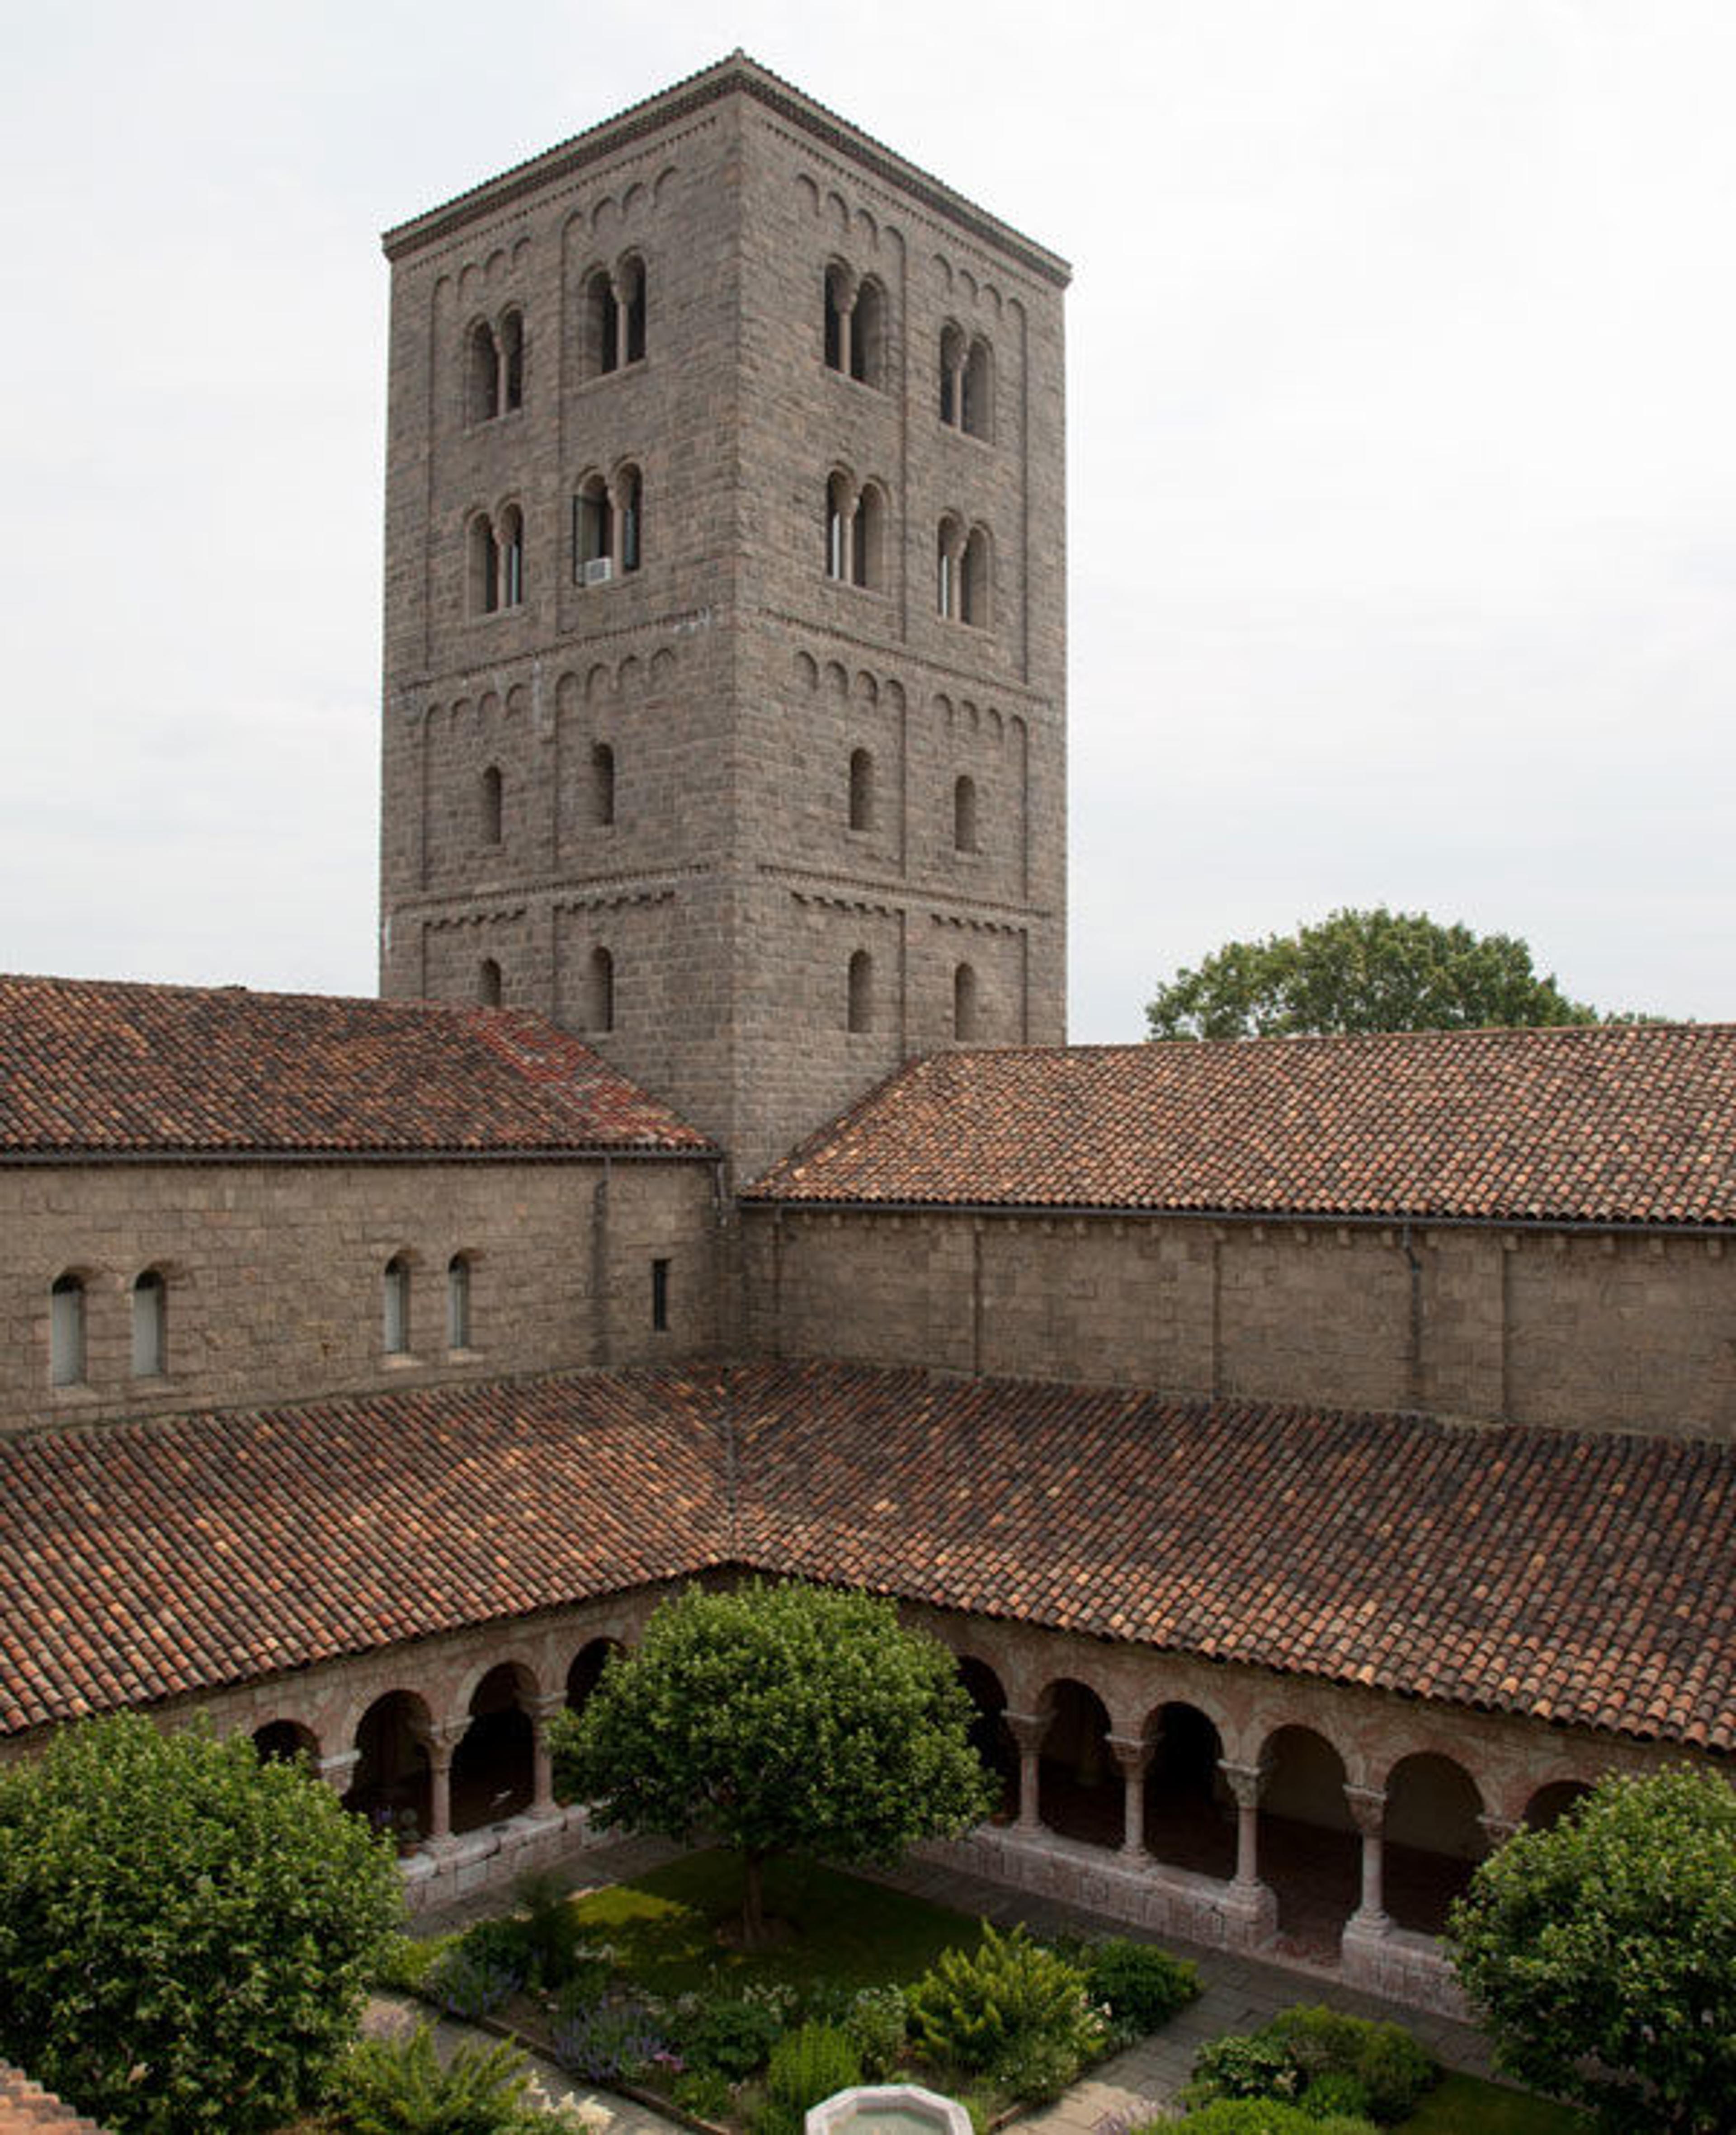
left=0, top=975, right=711, bottom=1155
left=0, top=2064, right=114, bottom=2134
left=746, top=1027, right=1736, bottom=1225
left=3, top=1362, right=1735, bottom=1753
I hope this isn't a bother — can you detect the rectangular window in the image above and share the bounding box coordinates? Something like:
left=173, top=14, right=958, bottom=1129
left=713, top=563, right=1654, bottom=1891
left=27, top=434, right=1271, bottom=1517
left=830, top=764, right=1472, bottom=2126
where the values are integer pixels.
left=651, top=1257, right=670, bottom=1334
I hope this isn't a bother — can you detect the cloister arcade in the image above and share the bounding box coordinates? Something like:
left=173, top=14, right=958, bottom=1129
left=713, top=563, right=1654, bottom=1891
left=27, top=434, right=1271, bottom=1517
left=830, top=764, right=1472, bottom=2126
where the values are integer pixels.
left=212, top=1587, right=1632, bottom=2000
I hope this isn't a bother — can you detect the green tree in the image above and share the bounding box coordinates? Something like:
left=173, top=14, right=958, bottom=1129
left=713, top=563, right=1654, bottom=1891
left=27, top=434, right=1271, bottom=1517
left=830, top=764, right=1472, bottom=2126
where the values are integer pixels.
left=551, top=1582, right=995, bottom=1946
left=1448, top=1767, right=1736, bottom=2131
left=1145, top=906, right=1600, bottom=1039
left=0, top=1711, right=401, bottom=2135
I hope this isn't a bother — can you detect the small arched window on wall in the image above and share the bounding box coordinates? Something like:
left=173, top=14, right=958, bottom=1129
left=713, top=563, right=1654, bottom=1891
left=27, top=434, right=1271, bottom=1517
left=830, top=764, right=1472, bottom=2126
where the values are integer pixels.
left=477, top=957, right=502, bottom=1007
left=447, top=1254, right=472, bottom=1350
left=465, top=321, right=500, bottom=426
left=382, top=1255, right=411, bottom=1356
left=953, top=773, right=978, bottom=853
left=962, top=336, right=993, bottom=440
left=851, top=278, right=884, bottom=387
left=852, top=485, right=882, bottom=590
left=50, top=1273, right=85, bottom=1388
left=587, top=270, right=620, bottom=377
left=499, top=309, right=524, bottom=412
left=953, top=963, right=979, bottom=1042
left=619, top=256, right=647, bottom=364
left=589, top=946, right=615, bottom=1033
left=498, top=505, right=524, bottom=608
left=847, top=950, right=873, bottom=1034
left=131, top=1269, right=167, bottom=1378
left=480, top=765, right=503, bottom=846
left=469, top=514, right=500, bottom=615
left=848, top=748, right=874, bottom=832
left=960, top=527, right=990, bottom=626
left=591, top=742, right=616, bottom=827
left=936, top=516, right=961, bottom=617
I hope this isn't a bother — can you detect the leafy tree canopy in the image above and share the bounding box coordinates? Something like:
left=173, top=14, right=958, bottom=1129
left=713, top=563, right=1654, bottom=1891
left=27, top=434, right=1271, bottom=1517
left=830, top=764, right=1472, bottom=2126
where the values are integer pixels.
left=1145, top=906, right=1602, bottom=1040
left=0, top=1711, right=401, bottom=2135
left=1448, top=1767, right=1736, bottom=2132
left=551, top=1581, right=995, bottom=1944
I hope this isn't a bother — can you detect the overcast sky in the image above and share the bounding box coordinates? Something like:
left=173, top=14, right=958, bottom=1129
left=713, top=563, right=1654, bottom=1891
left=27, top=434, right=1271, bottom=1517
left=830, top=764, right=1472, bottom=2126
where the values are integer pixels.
left=2, top=1, right=1731, bottom=1038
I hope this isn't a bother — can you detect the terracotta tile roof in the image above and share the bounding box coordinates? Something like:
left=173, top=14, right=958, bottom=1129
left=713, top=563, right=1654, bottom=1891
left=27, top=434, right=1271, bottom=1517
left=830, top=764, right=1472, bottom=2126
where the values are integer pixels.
left=0, top=2064, right=113, bottom=2135
left=745, top=1026, right=1736, bottom=1226
left=0, top=974, right=711, bottom=1156
left=0, top=1371, right=727, bottom=1734
left=4, top=1362, right=1734, bottom=1754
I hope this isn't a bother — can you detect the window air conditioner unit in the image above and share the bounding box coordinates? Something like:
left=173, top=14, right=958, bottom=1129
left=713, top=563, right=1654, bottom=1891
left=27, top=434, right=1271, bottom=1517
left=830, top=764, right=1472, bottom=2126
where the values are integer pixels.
left=583, top=557, right=613, bottom=586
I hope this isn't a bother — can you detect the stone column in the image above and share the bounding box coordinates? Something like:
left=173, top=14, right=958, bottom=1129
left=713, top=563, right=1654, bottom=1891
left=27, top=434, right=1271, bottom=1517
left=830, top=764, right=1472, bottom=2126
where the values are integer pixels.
left=530, top=1695, right=565, bottom=1818
left=317, top=1748, right=360, bottom=1800
left=1344, top=1783, right=1390, bottom=1934
left=1106, top=1732, right=1153, bottom=1861
left=1478, top=1812, right=1520, bottom=1854
left=612, top=274, right=630, bottom=372
left=1004, top=1709, right=1047, bottom=1834
left=1220, top=1758, right=1266, bottom=1892
left=422, top=1724, right=462, bottom=1847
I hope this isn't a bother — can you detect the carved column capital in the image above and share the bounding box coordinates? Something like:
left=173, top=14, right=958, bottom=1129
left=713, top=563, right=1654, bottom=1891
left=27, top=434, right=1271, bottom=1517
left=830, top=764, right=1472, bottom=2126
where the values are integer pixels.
left=1105, top=1731, right=1153, bottom=1780
left=1218, top=1758, right=1267, bottom=1810
left=1343, top=1783, right=1387, bottom=1836
left=1478, top=1812, right=1521, bottom=1851
left=1002, top=1708, right=1048, bottom=1755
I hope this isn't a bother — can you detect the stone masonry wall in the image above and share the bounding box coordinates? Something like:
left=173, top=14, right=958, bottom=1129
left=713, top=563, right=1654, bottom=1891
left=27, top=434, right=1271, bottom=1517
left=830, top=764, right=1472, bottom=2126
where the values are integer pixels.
left=744, top=1206, right=1736, bottom=1437
left=0, top=1155, right=718, bottom=1437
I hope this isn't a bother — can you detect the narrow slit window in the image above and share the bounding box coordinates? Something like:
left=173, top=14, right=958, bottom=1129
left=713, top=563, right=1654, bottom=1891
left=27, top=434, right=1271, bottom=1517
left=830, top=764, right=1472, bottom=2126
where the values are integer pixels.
left=622, top=260, right=647, bottom=364
left=953, top=962, right=979, bottom=1042
left=847, top=949, right=873, bottom=1034
left=131, top=1270, right=166, bottom=1377
left=848, top=747, right=874, bottom=832
left=651, top=1257, right=670, bottom=1333
left=480, top=765, right=503, bottom=845
left=500, top=310, right=524, bottom=411
left=589, top=945, right=615, bottom=1032
left=50, top=1273, right=85, bottom=1388
left=383, top=1255, right=411, bottom=1356
left=447, top=1254, right=472, bottom=1350
left=953, top=773, right=978, bottom=853
left=618, top=467, right=642, bottom=574
left=477, top=957, right=502, bottom=1007
left=592, top=741, right=616, bottom=826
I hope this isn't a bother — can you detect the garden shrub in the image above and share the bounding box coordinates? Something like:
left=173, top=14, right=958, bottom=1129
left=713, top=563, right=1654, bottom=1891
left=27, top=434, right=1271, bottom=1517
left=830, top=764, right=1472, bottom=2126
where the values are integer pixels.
left=1084, top=1938, right=1200, bottom=2036
left=374, top=1931, right=445, bottom=1992
left=512, top=1869, right=593, bottom=1989
left=326, top=2021, right=538, bottom=2134
left=426, top=1939, right=523, bottom=2022
left=764, top=2022, right=863, bottom=2114
left=1182, top=2104, right=1377, bottom=2135
left=678, top=1994, right=787, bottom=2080
left=672, top=2066, right=736, bottom=2122
left=551, top=1999, right=669, bottom=2085
left=1189, top=2007, right=1435, bottom=2126
left=842, top=1985, right=909, bottom=2078
left=1341, top=2025, right=1434, bottom=2124
left=1296, top=2073, right=1372, bottom=2121
left=1189, top=2034, right=1305, bottom=2104
left=906, top=1922, right=1104, bottom=2085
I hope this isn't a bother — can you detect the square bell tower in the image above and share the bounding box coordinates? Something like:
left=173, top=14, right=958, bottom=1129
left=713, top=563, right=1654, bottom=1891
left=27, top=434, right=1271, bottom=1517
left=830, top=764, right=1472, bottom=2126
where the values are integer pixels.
left=379, top=54, right=1068, bottom=1180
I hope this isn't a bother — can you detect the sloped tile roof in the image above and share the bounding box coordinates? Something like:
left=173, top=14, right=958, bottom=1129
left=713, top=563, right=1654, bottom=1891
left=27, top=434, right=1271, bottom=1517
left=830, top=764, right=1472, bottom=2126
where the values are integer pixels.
left=745, top=1026, right=1736, bottom=1225
left=0, top=1371, right=727, bottom=1734
left=4, top=1362, right=1735, bottom=1754
left=0, top=975, right=711, bottom=1156
left=0, top=2064, right=113, bottom=2135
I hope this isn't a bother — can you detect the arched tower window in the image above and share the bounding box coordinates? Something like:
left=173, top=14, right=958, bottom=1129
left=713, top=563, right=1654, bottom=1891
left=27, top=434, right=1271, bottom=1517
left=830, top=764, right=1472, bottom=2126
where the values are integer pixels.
left=824, top=265, right=849, bottom=372
left=939, top=323, right=964, bottom=426
left=479, top=765, right=503, bottom=846
left=937, top=516, right=961, bottom=618
left=953, top=962, right=979, bottom=1042
left=961, top=526, right=990, bottom=626
left=50, top=1273, right=86, bottom=1388
left=382, top=1255, right=411, bottom=1356
left=591, top=741, right=616, bottom=826
left=465, top=320, right=499, bottom=425
left=477, top=957, right=502, bottom=1007
left=826, top=472, right=850, bottom=580
left=620, top=256, right=647, bottom=365
left=589, top=946, right=615, bottom=1032
left=953, top=773, right=978, bottom=853
left=499, top=504, right=524, bottom=608
left=469, top=514, right=500, bottom=615
left=847, top=949, right=873, bottom=1034
left=131, top=1269, right=167, bottom=1378
left=447, top=1254, right=472, bottom=1350
left=852, top=484, right=883, bottom=590
left=575, top=476, right=612, bottom=579
left=587, top=269, right=619, bottom=377
left=851, top=278, right=885, bottom=387
left=618, top=465, right=642, bottom=574
left=962, top=336, right=993, bottom=439
left=500, top=309, right=524, bottom=412
left=848, top=748, right=874, bottom=832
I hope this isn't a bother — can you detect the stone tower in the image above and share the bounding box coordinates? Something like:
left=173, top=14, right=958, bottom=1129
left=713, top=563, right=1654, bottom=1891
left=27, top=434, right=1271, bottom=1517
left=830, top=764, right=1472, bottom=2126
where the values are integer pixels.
left=378, top=55, right=1068, bottom=1180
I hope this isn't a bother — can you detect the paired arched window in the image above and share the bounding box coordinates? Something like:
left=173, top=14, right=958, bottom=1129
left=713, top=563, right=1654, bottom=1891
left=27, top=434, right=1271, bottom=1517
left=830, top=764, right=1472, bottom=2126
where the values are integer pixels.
left=447, top=1254, right=473, bottom=1350
left=826, top=471, right=886, bottom=590
left=464, top=307, right=525, bottom=424
left=847, top=950, right=874, bottom=1034
left=953, top=962, right=979, bottom=1042
left=585, top=255, right=647, bottom=377
left=468, top=506, right=524, bottom=615
left=131, top=1269, right=167, bottom=1377
left=939, top=325, right=993, bottom=440
left=572, top=467, right=643, bottom=584
left=848, top=748, right=874, bottom=832
left=588, top=946, right=615, bottom=1032
left=953, top=774, right=979, bottom=853
left=479, top=765, right=503, bottom=846
left=383, top=1255, right=411, bottom=1356
left=50, top=1273, right=85, bottom=1388
left=477, top=957, right=502, bottom=1007
left=591, top=741, right=616, bottom=827
left=823, top=266, right=886, bottom=388
left=937, top=518, right=992, bottom=625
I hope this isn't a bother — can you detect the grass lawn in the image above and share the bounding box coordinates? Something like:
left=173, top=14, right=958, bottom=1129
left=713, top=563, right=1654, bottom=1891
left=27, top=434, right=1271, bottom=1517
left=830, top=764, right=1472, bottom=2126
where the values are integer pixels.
left=1403, top=2071, right=1592, bottom=2132
left=566, top=1848, right=985, bottom=1995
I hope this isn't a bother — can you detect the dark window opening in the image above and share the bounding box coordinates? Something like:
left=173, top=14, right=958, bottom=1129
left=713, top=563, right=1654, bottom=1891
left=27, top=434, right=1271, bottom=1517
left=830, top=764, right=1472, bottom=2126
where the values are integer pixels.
left=651, top=1257, right=670, bottom=1333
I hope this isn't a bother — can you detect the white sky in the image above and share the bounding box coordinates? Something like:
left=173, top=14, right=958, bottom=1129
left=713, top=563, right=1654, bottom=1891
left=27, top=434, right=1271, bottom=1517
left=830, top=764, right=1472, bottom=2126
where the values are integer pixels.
left=2, top=1, right=1732, bottom=1039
